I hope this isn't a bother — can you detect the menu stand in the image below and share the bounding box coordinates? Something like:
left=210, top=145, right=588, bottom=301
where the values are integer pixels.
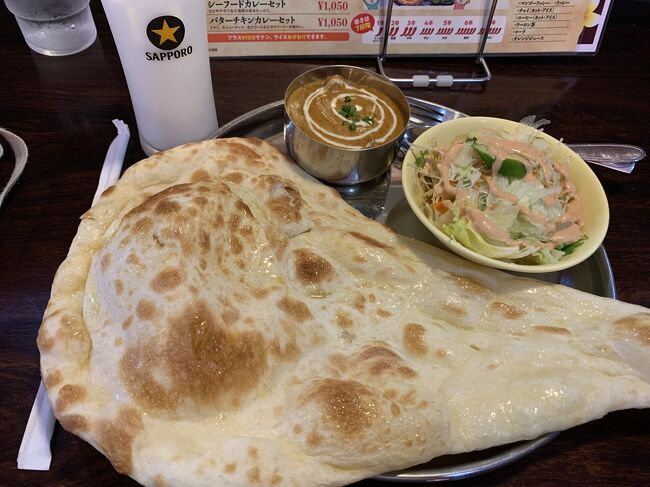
left=377, top=0, right=498, bottom=88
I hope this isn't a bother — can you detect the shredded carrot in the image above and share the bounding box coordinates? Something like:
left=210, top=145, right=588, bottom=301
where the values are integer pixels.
left=433, top=201, right=448, bottom=214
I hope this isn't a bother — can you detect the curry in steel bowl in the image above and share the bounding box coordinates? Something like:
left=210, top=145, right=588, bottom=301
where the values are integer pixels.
left=284, top=65, right=409, bottom=185
left=285, top=74, right=407, bottom=150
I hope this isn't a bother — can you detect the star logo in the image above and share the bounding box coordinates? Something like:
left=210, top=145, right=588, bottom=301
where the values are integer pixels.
left=152, top=20, right=180, bottom=46
left=146, top=16, right=185, bottom=51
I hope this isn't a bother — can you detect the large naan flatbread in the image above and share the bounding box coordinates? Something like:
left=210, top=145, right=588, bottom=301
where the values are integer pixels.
left=38, top=138, right=650, bottom=486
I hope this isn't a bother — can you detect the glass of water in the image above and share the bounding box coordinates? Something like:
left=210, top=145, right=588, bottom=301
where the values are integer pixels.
left=4, top=0, right=97, bottom=56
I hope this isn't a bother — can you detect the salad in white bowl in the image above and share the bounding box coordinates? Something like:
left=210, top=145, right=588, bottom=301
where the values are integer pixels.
left=402, top=117, right=609, bottom=272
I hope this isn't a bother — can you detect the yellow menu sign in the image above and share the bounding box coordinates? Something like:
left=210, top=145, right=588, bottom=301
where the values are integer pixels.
left=207, top=0, right=608, bottom=57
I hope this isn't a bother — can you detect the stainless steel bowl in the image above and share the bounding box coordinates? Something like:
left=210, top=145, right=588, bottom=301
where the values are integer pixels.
left=284, top=65, right=410, bottom=185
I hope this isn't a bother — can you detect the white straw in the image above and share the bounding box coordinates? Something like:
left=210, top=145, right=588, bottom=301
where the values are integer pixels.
left=92, top=119, right=130, bottom=205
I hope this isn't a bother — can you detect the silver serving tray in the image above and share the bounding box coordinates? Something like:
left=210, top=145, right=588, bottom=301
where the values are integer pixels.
left=214, top=99, right=616, bottom=483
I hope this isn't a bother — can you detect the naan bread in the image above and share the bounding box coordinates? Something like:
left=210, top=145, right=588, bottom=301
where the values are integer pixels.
left=38, top=138, right=650, bottom=487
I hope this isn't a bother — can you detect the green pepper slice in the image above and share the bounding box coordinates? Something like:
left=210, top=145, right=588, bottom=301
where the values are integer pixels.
left=498, top=158, right=527, bottom=179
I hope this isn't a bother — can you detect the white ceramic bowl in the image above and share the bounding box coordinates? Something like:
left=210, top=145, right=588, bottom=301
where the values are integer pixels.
left=401, top=117, right=610, bottom=273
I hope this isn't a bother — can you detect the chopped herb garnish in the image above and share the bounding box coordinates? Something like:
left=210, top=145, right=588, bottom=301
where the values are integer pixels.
left=498, top=158, right=527, bottom=179
left=339, top=103, right=357, bottom=119
left=338, top=96, right=373, bottom=131
left=414, top=151, right=427, bottom=169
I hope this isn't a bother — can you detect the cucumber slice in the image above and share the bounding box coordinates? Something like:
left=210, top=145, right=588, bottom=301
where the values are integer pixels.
left=472, top=142, right=496, bottom=168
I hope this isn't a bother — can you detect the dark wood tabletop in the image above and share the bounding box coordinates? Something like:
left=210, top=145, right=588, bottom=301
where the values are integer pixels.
left=1, top=1, right=649, bottom=486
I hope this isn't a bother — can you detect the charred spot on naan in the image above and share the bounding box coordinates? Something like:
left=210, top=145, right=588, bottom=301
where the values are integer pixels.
left=449, top=274, right=492, bottom=297
left=270, top=338, right=301, bottom=361
left=533, top=325, right=571, bottom=335
left=126, top=184, right=194, bottom=218
left=251, top=175, right=305, bottom=227
left=100, top=253, right=113, bottom=271
left=197, top=230, right=211, bottom=252
left=358, top=345, right=400, bottom=361
left=304, top=378, right=382, bottom=436
left=44, top=370, right=63, bottom=389
left=55, top=384, right=87, bottom=413
left=307, top=430, right=324, bottom=448
left=376, top=308, right=392, bottom=318
left=291, top=249, right=334, bottom=286
left=439, top=301, right=467, bottom=316
left=223, top=171, right=245, bottom=184
left=247, top=466, right=262, bottom=483
left=150, top=268, right=185, bottom=293
left=122, top=316, right=133, bottom=330
left=37, top=311, right=90, bottom=359
left=335, top=312, right=353, bottom=328
left=287, top=248, right=338, bottom=297
left=154, top=199, right=182, bottom=215
left=491, top=301, right=526, bottom=319
left=278, top=296, right=313, bottom=323
left=326, top=353, right=350, bottom=375
left=136, top=299, right=157, bottom=321
left=114, top=279, right=124, bottom=295
left=614, top=313, right=650, bottom=345
left=152, top=475, right=170, bottom=487
left=59, top=414, right=90, bottom=434
left=270, top=471, right=284, bottom=485
left=348, top=231, right=392, bottom=250
left=356, top=345, right=418, bottom=379
left=403, top=324, right=428, bottom=357
left=96, top=407, right=144, bottom=475
left=222, top=140, right=266, bottom=167
left=101, top=184, right=116, bottom=197
left=126, top=252, right=143, bottom=268
left=190, top=169, right=211, bottom=182
left=119, top=300, right=268, bottom=416
left=354, top=293, right=366, bottom=310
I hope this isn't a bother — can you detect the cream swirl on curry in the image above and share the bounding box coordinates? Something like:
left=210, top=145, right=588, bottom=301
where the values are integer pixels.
left=286, top=75, right=406, bottom=149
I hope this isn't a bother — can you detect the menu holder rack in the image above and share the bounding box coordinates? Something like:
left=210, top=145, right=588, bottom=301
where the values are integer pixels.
left=377, top=0, right=499, bottom=88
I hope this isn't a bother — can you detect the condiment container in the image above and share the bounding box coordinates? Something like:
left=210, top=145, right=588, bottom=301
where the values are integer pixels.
left=101, top=0, right=218, bottom=155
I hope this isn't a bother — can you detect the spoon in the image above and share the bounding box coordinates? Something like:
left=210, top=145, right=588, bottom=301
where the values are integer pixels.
left=396, top=126, right=646, bottom=174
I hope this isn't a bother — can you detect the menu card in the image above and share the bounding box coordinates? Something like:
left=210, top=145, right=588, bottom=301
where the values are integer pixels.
left=206, top=0, right=610, bottom=57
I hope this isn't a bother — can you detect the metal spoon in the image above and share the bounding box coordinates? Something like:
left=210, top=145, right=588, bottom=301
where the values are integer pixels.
left=396, top=126, right=645, bottom=174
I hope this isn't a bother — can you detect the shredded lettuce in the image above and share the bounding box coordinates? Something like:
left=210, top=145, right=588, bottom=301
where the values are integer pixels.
left=442, top=218, right=539, bottom=260
left=485, top=200, right=519, bottom=231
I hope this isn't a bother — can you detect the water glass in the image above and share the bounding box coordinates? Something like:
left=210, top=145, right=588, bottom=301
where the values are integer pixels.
left=4, top=0, right=97, bottom=56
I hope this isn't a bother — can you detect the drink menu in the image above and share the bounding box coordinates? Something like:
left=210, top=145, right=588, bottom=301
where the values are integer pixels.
left=206, top=0, right=611, bottom=57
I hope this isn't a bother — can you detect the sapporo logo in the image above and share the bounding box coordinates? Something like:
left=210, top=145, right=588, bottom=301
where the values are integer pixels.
left=145, top=15, right=192, bottom=61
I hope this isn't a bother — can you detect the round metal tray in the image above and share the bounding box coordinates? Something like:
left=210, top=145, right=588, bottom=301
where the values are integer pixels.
left=214, top=100, right=616, bottom=482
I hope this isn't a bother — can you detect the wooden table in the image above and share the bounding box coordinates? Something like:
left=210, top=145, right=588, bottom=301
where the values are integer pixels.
left=1, top=1, right=648, bottom=485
